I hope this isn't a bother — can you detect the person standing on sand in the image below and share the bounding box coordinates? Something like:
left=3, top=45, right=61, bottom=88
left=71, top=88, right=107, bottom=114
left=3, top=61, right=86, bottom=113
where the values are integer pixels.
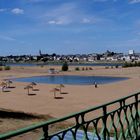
left=94, top=81, right=98, bottom=88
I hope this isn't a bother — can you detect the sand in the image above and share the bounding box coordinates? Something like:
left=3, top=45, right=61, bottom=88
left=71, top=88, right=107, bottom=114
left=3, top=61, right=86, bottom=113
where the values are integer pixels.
left=0, top=65, right=140, bottom=118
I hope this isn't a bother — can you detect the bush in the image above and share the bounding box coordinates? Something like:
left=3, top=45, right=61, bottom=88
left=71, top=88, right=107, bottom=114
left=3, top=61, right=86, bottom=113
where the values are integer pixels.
left=40, top=64, right=44, bottom=68
left=4, top=66, right=11, bottom=70
left=75, top=67, right=80, bottom=71
left=122, top=61, right=140, bottom=68
left=105, top=66, right=109, bottom=69
left=89, top=67, right=93, bottom=70
left=82, top=67, right=85, bottom=71
left=0, top=66, right=3, bottom=71
left=134, top=61, right=138, bottom=67
left=62, top=62, right=68, bottom=71
left=115, top=65, right=119, bottom=68
left=122, top=62, right=129, bottom=68
left=137, top=62, right=140, bottom=66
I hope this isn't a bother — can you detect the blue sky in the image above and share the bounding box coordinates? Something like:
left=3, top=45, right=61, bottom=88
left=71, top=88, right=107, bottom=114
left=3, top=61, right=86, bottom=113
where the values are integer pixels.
left=0, top=0, right=140, bottom=55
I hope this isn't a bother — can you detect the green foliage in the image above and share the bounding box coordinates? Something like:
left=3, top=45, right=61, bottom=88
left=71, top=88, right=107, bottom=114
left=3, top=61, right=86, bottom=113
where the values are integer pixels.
left=4, top=66, right=11, bottom=70
left=40, top=64, right=44, bottom=68
left=122, top=61, right=140, bottom=68
left=75, top=67, right=80, bottom=71
left=0, top=66, right=3, bottom=71
left=62, top=62, right=68, bottom=71
left=115, top=65, right=119, bottom=68
left=105, top=66, right=109, bottom=69
left=82, top=67, right=85, bottom=71
left=137, top=61, right=140, bottom=66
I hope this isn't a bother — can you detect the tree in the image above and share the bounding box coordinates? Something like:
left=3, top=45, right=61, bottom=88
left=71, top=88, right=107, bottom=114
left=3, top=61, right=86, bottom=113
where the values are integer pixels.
left=62, top=62, right=68, bottom=71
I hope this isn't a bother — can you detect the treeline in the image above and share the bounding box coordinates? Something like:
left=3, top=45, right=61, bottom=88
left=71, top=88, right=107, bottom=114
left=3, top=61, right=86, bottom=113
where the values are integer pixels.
left=123, top=61, right=140, bottom=68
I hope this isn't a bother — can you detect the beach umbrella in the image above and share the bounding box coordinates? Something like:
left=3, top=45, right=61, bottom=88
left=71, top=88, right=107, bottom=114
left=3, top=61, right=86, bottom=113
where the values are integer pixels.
left=24, top=85, right=33, bottom=95
left=0, top=82, right=7, bottom=92
left=50, top=88, right=60, bottom=98
left=57, top=84, right=65, bottom=94
left=29, top=82, right=37, bottom=90
left=30, top=82, right=37, bottom=86
left=5, top=79, right=13, bottom=88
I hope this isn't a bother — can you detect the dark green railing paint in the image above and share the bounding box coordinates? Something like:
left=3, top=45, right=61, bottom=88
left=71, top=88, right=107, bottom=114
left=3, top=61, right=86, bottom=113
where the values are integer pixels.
left=0, top=92, right=140, bottom=140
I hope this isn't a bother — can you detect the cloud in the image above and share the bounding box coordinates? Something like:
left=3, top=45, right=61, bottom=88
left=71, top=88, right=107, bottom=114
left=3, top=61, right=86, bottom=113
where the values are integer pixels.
left=0, top=35, right=16, bottom=41
left=11, top=8, right=24, bottom=15
left=48, top=20, right=66, bottom=25
left=40, top=2, right=103, bottom=25
left=47, top=16, right=73, bottom=25
left=81, top=17, right=102, bottom=24
left=82, top=18, right=91, bottom=23
left=0, top=8, right=24, bottom=14
left=41, top=3, right=78, bottom=25
left=48, top=20, right=56, bottom=25
left=43, top=3, right=77, bottom=18
left=47, top=20, right=66, bottom=25
left=0, top=35, right=32, bottom=46
left=0, top=9, right=7, bottom=12
left=129, top=0, right=140, bottom=4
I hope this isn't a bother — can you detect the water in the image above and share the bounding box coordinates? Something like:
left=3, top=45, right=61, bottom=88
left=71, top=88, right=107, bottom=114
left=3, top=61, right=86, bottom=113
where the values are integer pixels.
left=14, top=75, right=128, bottom=85
left=6, top=63, right=123, bottom=67
left=6, top=63, right=37, bottom=67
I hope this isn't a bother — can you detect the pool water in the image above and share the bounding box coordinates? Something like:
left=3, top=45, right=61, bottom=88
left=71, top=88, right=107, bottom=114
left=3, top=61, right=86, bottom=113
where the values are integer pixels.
left=15, top=75, right=128, bottom=85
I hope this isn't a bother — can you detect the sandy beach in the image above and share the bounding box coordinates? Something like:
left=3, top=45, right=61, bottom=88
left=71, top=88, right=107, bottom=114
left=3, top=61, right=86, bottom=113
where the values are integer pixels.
left=0, top=65, right=140, bottom=119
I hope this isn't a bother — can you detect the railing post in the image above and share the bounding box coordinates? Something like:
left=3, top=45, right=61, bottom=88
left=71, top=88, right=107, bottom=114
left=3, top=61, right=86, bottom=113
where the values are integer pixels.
left=103, top=106, right=107, bottom=140
left=119, top=99, right=126, bottom=139
left=135, top=94, right=139, bottom=137
left=41, top=125, right=49, bottom=140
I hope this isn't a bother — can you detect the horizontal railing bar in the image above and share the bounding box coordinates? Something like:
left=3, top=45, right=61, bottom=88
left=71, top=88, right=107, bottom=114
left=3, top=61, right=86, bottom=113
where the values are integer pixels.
left=0, top=92, right=139, bottom=139
left=49, top=125, right=76, bottom=138
left=106, top=101, right=136, bottom=115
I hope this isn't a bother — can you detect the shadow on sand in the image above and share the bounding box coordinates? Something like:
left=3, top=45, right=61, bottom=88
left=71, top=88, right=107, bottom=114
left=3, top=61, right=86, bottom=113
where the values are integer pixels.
left=54, top=96, right=64, bottom=99
left=8, top=86, right=16, bottom=89
left=3, top=90, right=11, bottom=93
left=0, top=109, right=52, bottom=120
left=28, top=93, right=37, bottom=96
left=60, top=92, right=69, bottom=94
left=32, top=89, right=39, bottom=91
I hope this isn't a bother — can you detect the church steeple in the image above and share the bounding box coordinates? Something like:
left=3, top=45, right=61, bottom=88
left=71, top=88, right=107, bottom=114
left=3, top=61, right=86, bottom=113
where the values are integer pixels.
left=39, top=50, right=42, bottom=56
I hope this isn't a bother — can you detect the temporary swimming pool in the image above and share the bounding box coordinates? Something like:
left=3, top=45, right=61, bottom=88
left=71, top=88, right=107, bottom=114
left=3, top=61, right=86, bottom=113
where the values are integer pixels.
left=15, top=75, right=128, bottom=85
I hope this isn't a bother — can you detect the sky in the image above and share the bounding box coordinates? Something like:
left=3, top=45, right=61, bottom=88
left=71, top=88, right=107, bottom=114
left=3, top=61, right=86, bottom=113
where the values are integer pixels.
left=0, top=0, right=140, bottom=56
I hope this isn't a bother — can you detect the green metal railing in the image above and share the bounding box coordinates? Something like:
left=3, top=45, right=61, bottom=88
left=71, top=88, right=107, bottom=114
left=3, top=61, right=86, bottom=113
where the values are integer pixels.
left=0, top=92, right=140, bottom=140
